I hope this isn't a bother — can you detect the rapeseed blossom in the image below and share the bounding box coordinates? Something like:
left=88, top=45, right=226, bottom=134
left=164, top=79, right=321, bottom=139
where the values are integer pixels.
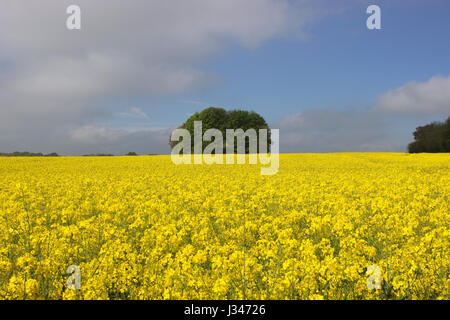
left=0, top=153, right=448, bottom=299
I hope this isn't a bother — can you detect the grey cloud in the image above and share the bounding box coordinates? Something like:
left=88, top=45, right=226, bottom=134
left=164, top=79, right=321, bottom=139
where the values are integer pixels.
left=67, top=125, right=173, bottom=155
left=276, top=108, right=403, bottom=153
left=0, top=0, right=319, bottom=154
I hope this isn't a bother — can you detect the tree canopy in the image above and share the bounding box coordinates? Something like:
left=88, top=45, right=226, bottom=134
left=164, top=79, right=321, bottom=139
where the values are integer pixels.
left=169, top=107, right=270, bottom=153
left=408, top=116, right=450, bottom=153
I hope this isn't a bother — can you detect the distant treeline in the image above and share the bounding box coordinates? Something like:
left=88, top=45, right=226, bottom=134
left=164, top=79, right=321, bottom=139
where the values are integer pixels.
left=0, top=152, right=161, bottom=157
left=0, top=151, right=59, bottom=157
left=408, top=116, right=450, bottom=153
left=82, top=152, right=143, bottom=156
left=82, top=153, right=114, bottom=156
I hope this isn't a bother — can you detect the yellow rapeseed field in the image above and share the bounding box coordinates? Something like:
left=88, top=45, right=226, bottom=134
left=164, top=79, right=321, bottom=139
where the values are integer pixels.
left=0, top=153, right=448, bottom=300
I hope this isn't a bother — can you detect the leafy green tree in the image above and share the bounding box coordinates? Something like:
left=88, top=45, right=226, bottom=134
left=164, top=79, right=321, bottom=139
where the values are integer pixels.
left=169, top=107, right=270, bottom=153
left=227, top=110, right=271, bottom=153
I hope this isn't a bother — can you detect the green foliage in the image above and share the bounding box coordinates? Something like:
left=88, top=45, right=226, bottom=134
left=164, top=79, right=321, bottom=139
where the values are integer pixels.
left=125, top=152, right=138, bottom=156
left=169, top=107, right=271, bottom=153
left=408, top=116, right=450, bottom=153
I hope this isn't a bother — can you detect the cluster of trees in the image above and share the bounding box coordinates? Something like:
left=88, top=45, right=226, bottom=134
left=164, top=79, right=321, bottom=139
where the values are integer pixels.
left=408, top=116, right=450, bottom=153
left=169, top=107, right=270, bottom=153
left=82, top=152, right=139, bottom=156
left=0, top=151, right=59, bottom=157
left=0, top=152, right=143, bottom=157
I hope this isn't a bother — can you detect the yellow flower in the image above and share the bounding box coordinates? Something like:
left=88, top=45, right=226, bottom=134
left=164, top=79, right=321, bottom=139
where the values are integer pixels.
left=0, top=153, right=448, bottom=300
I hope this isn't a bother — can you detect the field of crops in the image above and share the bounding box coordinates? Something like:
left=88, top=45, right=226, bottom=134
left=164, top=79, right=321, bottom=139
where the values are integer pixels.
left=0, top=153, right=448, bottom=300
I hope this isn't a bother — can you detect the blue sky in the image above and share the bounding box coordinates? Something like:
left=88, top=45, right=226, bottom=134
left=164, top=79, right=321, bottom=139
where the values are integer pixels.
left=158, top=0, right=450, bottom=125
left=1, top=0, right=449, bottom=154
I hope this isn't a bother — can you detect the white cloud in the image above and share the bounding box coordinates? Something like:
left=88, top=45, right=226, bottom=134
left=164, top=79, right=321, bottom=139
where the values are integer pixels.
left=374, top=75, right=450, bottom=116
left=129, top=107, right=149, bottom=119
